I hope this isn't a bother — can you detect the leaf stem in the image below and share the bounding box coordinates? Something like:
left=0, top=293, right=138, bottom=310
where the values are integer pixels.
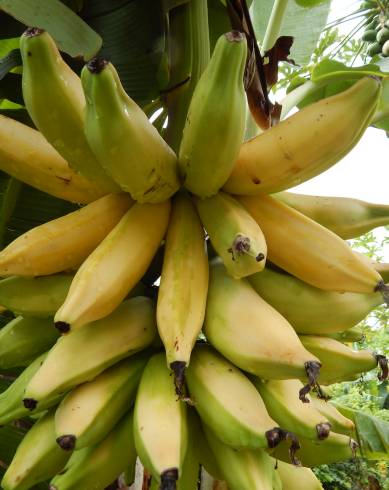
left=261, top=0, right=289, bottom=54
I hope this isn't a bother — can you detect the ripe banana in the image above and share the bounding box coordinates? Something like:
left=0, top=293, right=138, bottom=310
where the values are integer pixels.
left=23, top=297, right=156, bottom=409
left=54, top=200, right=170, bottom=330
left=50, top=410, right=136, bottom=490
left=1, top=410, right=71, bottom=490
left=273, top=459, right=324, bottom=489
left=203, top=260, right=321, bottom=394
left=253, top=378, right=332, bottom=440
left=239, top=194, right=387, bottom=295
left=224, top=77, right=381, bottom=195
left=248, top=266, right=382, bottom=334
left=134, top=353, right=188, bottom=489
left=322, top=325, right=364, bottom=343
left=194, top=192, right=267, bottom=278
left=20, top=28, right=119, bottom=193
left=81, top=58, right=179, bottom=203
left=157, top=193, right=208, bottom=396
left=0, top=115, right=105, bottom=204
left=274, top=191, right=389, bottom=239
left=0, top=193, right=132, bottom=277
left=310, top=394, right=356, bottom=436
left=0, top=316, right=59, bottom=369
left=178, top=31, right=247, bottom=197
left=54, top=352, right=149, bottom=451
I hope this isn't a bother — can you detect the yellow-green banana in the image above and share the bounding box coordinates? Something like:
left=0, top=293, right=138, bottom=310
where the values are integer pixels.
left=50, top=410, right=137, bottom=490
left=374, top=261, right=389, bottom=283
left=134, top=353, right=188, bottom=489
left=239, top=194, right=387, bottom=295
left=224, top=77, right=381, bottom=195
left=23, top=297, right=156, bottom=409
left=0, top=316, right=59, bottom=369
left=1, top=410, right=71, bottom=490
left=20, top=28, right=119, bottom=193
left=274, top=191, right=389, bottom=239
left=157, top=193, right=208, bottom=396
left=248, top=266, right=382, bottom=334
left=322, top=326, right=364, bottom=343
left=194, top=192, right=267, bottom=278
left=273, top=459, right=324, bottom=489
left=0, top=115, right=105, bottom=204
left=178, top=31, right=247, bottom=197
left=81, top=58, right=179, bottom=203
left=310, top=394, right=356, bottom=436
left=54, top=200, right=170, bottom=331
left=54, top=352, right=149, bottom=451
left=0, top=193, right=132, bottom=277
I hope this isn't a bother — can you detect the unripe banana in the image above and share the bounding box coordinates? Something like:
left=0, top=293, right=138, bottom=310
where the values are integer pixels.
left=0, top=316, right=59, bottom=369
left=322, top=325, right=364, bottom=343
left=248, top=266, right=382, bottom=334
left=374, top=261, right=389, bottom=283
left=157, top=193, right=208, bottom=396
left=194, top=192, right=267, bottom=278
left=310, top=394, right=356, bottom=436
left=54, top=200, right=170, bottom=331
left=239, top=194, right=387, bottom=295
left=274, top=191, right=389, bottom=239
left=81, top=58, right=179, bottom=203
left=224, top=77, right=381, bottom=195
left=24, top=297, right=156, bottom=409
left=1, top=410, right=71, bottom=490
left=134, top=353, right=188, bottom=489
left=178, top=31, right=247, bottom=197
left=20, top=28, right=119, bottom=193
left=0, top=193, right=132, bottom=277
left=273, top=459, right=324, bottom=489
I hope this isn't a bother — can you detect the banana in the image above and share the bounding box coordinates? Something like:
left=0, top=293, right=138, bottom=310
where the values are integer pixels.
left=1, top=410, right=72, bottom=490
left=178, top=31, right=247, bottom=197
left=0, top=193, right=132, bottom=277
left=81, top=58, right=179, bottom=203
left=0, top=274, right=73, bottom=318
left=194, top=192, right=267, bottom=278
left=23, top=297, right=156, bottom=409
left=322, top=326, right=364, bottom=343
left=0, top=316, right=59, bottom=369
left=310, top=394, right=356, bottom=436
left=272, top=466, right=283, bottom=490
left=252, top=378, right=332, bottom=440
left=54, top=200, right=170, bottom=331
left=186, top=344, right=285, bottom=450
left=374, top=262, right=389, bottom=283
left=50, top=410, right=137, bottom=490
left=157, top=193, right=208, bottom=396
left=20, top=28, right=119, bottom=193
left=299, top=335, right=388, bottom=385
left=274, top=191, right=389, bottom=239
left=248, top=266, right=382, bottom=334
left=54, top=352, right=149, bottom=451
left=273, top=459, right=324, bottom=489
left=134, top=353, right=188, bottom=489
left=203, top=260, right=322, bottom=395
left=239, top=194, right=387, bottom=295
left=223, top=77, right=381, bottom=195
left=0, top=115, right=106, bottom=204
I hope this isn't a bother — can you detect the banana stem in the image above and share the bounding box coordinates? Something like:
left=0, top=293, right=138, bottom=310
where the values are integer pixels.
left=261, top=0, right=290, bottom=54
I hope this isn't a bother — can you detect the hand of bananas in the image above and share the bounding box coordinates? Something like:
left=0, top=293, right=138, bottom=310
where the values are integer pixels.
left=0, top=26, right=387, bottom=490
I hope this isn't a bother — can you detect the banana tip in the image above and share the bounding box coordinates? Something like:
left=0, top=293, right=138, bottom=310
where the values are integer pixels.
left=24, top=27, right=45, bottom=38
left=23, top=398, right=37, bottom=410
left=54, top=321, right=70, bottom=334
left=86, top=57, right=109, bottom=74
left=56, top=434, right=76, bottom=451
left=160, top=468, right=178, bottom=490
left=225, top=31, right=246, bottom=43
left=316, top=422, right=331, bottom=440
left=170, top=361, right=187, bottom=399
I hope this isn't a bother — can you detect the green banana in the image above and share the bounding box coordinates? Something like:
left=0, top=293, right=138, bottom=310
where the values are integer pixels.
left=0, top=316, right=59, bottom=369
left=194, top=192, right=267, bottom=278
left=50, top=410, right=137, bottom=490
left=274, top=191, right=389, bottom=239
left=54, top=352, right=149, bottom=450
left=374, top=261, right=389, bottom=283
left=273, top=459, right=324, bottom=489
left=81, top=58, right=179, bottom=203
left=20, top=28, right=119, bottom=193
left=54, top=200, right=170, bottom=331
left=0, top=274, right=73, bottom=318
left=1, top=410, right=72, bottom=490
left=248, top=266, right=383, bottom=334
left=310, top=394, right=356, bottom=436
left=272, top=465, right=283, bottom=490
left=321, top=325, right=364, bottom=343
left=23, top=297, right=156, bottom=409
left=134, top=353, right=188, bottom=489
left=178, top=31, right=247, bottom=197
left=0, top=193, right=132, bottom=277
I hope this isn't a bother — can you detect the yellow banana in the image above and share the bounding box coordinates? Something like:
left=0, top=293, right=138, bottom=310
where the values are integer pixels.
left=0, top=115, right=105, bottom=204
left=274, top=191, right=389, bottom=239
left=273, top=459, right=324, bottom=489
left=310, top=393, right=356, bottom=436
left=54, top=200, right=170, bottom=331
left=157, top=193, right=208, bottom=396
left=194, top=192, right=267, bottom=278
left=224, top=77, right=381, bottom=195
left=239, top=194, right=387, bottom=295
left=0, top=193, right=132, bottom=277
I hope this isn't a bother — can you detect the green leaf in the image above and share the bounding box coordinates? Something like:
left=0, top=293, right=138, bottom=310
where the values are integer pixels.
left=0, top=39, right=20, bottom=57
left=293, top=0, right=329, bottom=7
left=373, top=77, right=389, bottom=133
left=0, top=49, right=22, bottom=81
left=311, top=58, right=389, bottom=83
